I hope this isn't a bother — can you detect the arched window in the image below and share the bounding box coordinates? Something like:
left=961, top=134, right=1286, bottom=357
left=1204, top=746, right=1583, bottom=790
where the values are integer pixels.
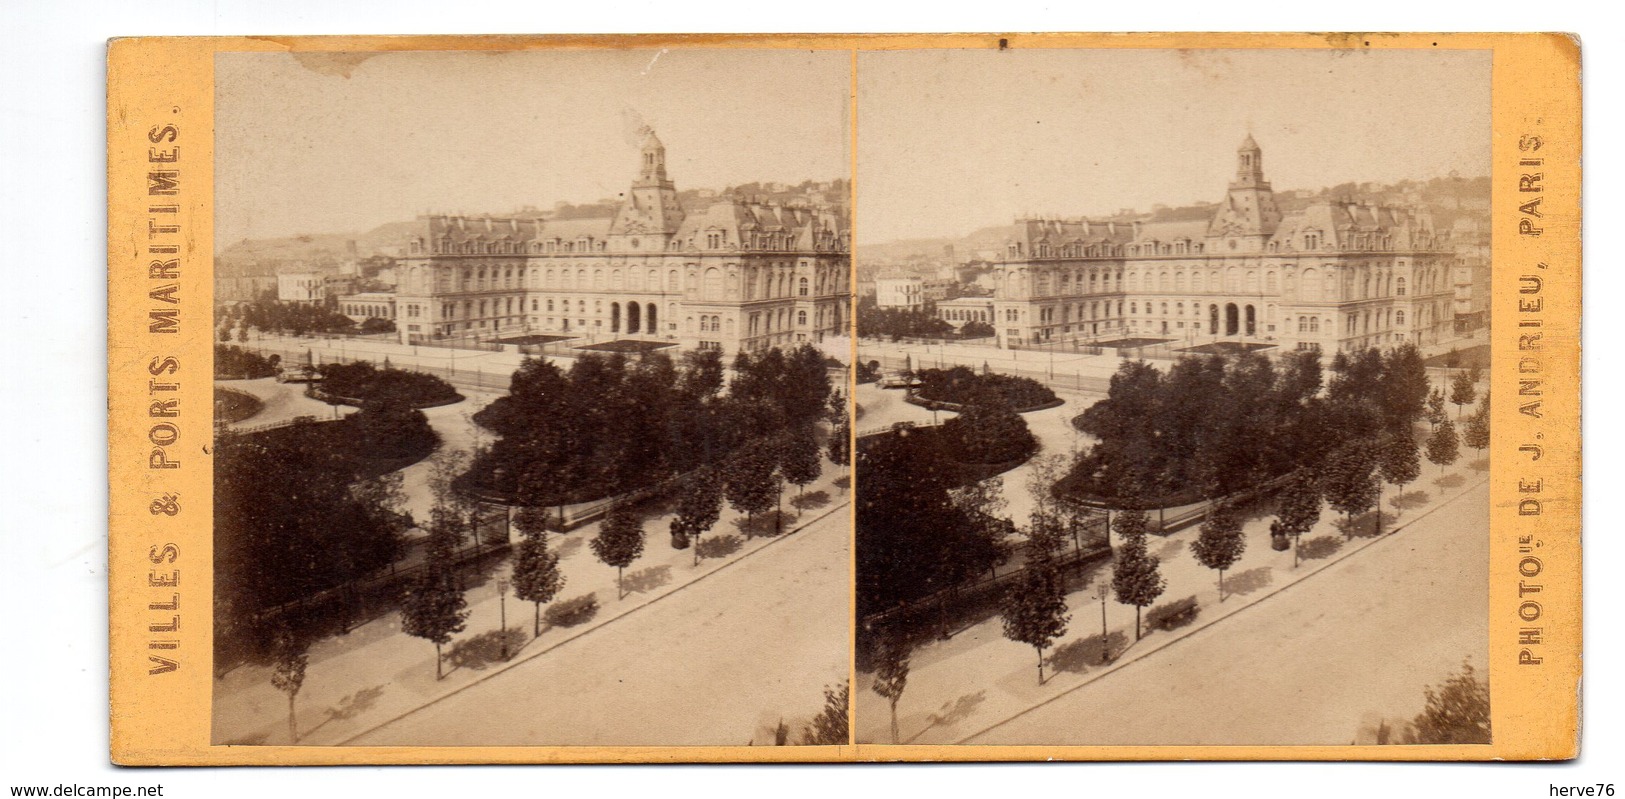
left=1396, top=310, right=1406, bottom=326
left=702, top=267, right=724, bottom=301
left=1396, top=277, right=1407, bottom=296
left=1301, top=268, right=1321, bottom=301
left=799, top=275, right=810, bottom=297
left=797, top=310, right=808, bottom=326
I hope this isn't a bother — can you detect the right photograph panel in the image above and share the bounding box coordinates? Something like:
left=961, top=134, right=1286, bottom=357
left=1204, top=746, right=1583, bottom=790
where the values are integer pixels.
left=853, top=48, right=1492, bottom=747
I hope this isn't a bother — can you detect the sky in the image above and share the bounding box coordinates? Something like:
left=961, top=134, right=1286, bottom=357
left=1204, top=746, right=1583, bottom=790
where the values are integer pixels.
left=856, top=48, right=1491, bottom=243
left=215, top=49, right=850, bottom=247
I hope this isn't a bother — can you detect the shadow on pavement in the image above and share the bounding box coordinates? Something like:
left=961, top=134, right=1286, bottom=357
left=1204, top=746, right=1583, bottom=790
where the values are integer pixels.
left=1225, top=566, right=1274, bottom=598
left=622, top=564, right=672, bottom=596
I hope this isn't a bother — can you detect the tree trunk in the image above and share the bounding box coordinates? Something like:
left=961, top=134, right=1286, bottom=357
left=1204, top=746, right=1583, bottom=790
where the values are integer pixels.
left=1135, top=606, right=1142, bottom=642
left=287, top=693, right=298, bottom=743
left=1218, top=568, right=1226, bottom=602
left=890, top=698, right=900, bottom=745
left=434, top=642, right=443, bottom=680
left=1036, top=646, right=1046, bottom=685
left=533, top=602, right=541, bottom=637
left=617, top=566, right=624, bottom=600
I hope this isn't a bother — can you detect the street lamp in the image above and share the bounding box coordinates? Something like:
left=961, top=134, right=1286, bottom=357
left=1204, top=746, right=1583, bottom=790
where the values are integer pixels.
left=1097, top=579, right=1111, bottom=664
left=497, top=577, right=510, bottom=661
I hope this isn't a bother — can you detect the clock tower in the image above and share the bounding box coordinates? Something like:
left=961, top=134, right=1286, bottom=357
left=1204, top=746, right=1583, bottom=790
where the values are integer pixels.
left=611, top=126, right=686, bottom=249
left=1206, top=134, right=1282, bottom=250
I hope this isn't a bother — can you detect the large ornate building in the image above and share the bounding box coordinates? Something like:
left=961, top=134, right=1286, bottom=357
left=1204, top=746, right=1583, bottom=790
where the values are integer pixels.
left=389, top=129, right=850, bottom=353
left=989, top=136, right=1457, bottom=354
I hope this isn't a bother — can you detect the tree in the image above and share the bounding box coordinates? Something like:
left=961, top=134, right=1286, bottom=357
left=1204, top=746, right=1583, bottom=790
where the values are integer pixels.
left=268, top=624, right=308, bottom=743
left=400, top=558, right=468, bottom=680
left=780, top=424, right=823, bottom=499
left=1426, top=387, right=1448, bottom=429
left=800, top=680, right=850, bottom=746
left=942, top=393, right=1037, bottom=465
left=949, top=476, right=1014, bottom=581
left=827, top=420, right=851, bottom=486
left=590, top=506, right=646, bottom=599
left=1275, top=471, right=1323, bottom=568
left=870, top=637, right=911, bottom=744
left=1001, top=564, right=1070, bottom=684
left=1410, top=659, right=1491, bottom=744
left=1380, top=344, right=1430, bottom=435
left=1449, top=370, right=1477, bottom=419
left=960, top=319, right=995, bottom=338
left=1377, top=434, right=1421, bottom=532
left=1463, top=393, right=1491, bottom=454
left=856, top=429, right=996, bottom=620
left=349, top=470, right=411, bottom=564
left=1110, top=509, right=1165, bottom=640
left=671, top=466, right=724, bottom=566
left=724, top=445, right=779, bottom=538
left=1191, top=503, right=1246, bottom=600
left=426, top=448, right=477, bottom=554
left=1321, top=442, right=1380, bottom=538
left=510, top=530, right=565, bottom=637
left=1426, top=419, right=1461, bottom=475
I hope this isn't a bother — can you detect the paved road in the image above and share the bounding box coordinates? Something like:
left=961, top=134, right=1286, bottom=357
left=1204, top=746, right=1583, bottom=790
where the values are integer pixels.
left=348, top=508, right=851, bottom=747
left=965, top=481, right=1489, bottom=746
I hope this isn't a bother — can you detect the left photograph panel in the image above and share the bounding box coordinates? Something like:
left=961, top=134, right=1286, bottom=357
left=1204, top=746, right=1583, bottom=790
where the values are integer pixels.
left=209, top=49, right=854, bottom=747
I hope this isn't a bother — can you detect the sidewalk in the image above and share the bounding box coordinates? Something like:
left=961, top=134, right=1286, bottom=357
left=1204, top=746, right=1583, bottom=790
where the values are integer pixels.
left=212, top=448, right=853, bottom=746
left=854, top=457, right=1489, bottom=745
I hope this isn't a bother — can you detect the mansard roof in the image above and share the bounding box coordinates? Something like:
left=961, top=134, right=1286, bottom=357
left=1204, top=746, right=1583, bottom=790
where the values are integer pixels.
left=1270, top=199, right=1443, bottom=251
left=1134, top=218, right=1209, bottom=245
left=675, top=198, right=848, bottom=252
left=1007, top=217, right=1137, bottom=249
left=407, top=214, right=614, bottom=247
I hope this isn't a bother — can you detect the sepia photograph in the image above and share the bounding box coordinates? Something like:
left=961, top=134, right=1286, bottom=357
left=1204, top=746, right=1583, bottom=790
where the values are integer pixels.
left=852, top=48, right=1493, bottom=746
left=207, top=48, right=854, bottom=747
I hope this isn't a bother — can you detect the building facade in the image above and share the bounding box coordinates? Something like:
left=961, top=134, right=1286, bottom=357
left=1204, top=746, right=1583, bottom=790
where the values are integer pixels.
left=389, top=129, right=850, bottom=353
left=936, top=297, right=996, bottom=331
left=874, top=274, right=924, bottom=310
left=336, top=292, right=397, bottom=322
left=1451, top=217, right=1490, bottom=334
left=276, top=271, right=327, bottom=304
left=989, top=136, right=1458, bottom=354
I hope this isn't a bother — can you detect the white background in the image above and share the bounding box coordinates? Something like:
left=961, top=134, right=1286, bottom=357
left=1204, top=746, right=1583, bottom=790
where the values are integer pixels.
left=3, top=3, right=1614, bottom=797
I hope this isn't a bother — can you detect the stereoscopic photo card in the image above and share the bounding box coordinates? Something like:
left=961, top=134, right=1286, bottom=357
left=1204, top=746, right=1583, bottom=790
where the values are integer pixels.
left=107, top=32, right=1579, bottom=765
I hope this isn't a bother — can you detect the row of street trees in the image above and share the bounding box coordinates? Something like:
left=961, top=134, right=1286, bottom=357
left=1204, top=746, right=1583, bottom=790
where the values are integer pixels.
left=397, top=343, right=842, bottom=683
left=1066, top=344, right=1446, bottom=509
left=223, top=296, right=366, bottom=338
left=856, top=295, right=954, bottom=340
left=465, top=344, right=832, bottom=509
left=396, top=417, right=841, bottom=682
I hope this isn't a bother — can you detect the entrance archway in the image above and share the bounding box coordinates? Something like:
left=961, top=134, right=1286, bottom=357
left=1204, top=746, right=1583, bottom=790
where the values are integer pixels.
left=627, top=301, right=641, bottom=334
left=647, top=303, right=657, bottom=334
left=1245, top=305, right=1257, bottom=337
left=1209, top=304, right=1219, bottom=335
left=1225, top=303, right=1240, bottom=336
left=610, top=302, right=621, bottom=333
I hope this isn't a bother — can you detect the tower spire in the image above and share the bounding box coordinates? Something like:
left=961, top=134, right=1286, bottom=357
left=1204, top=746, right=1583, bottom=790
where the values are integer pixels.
left=635, top=126, right=672, bottom=189
left=1234, top=134, right=1266, bottom=189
